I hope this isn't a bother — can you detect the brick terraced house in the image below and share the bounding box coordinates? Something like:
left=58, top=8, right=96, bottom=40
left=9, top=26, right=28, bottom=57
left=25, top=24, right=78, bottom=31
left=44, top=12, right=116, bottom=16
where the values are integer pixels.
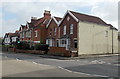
left=3, top=31, right=20, bottom=45
left=46, top=16, right=62, bottom=47
left=4, top=10, right=118, bottom=56
left=58, top=10, right=118, bottom=56
left=19, top=10, right=51, bottom=45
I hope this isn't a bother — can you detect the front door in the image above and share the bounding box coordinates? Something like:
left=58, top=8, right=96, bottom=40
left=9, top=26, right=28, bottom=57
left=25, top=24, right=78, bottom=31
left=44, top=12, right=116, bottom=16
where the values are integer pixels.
left=56, top=40, right=59, bottom=47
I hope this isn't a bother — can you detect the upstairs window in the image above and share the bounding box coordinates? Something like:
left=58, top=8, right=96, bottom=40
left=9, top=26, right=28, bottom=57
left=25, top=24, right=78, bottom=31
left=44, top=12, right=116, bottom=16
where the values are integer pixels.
left=35, top=30, right=38, bottom=37
left=63, top=25, right=66, bottom=35
left=22, top=32, right=24, bottom=38
left=54, top=27, right=57, bottom=36
left=50, top=28, right=52, bottom=36
left=70, top=24, right=73, bottom=34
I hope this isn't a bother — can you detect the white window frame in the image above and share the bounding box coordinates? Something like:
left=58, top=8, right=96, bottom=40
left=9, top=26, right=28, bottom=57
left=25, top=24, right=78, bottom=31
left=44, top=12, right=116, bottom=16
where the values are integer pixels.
left=12, top=37, right=17, bottom=42
left=35, top=30, right=38, bottom=37
left=63, top=25, right=66, bottom=35
left=70, top=24, right=73, bottom=34
left=22, top=32, right=24, bottom=38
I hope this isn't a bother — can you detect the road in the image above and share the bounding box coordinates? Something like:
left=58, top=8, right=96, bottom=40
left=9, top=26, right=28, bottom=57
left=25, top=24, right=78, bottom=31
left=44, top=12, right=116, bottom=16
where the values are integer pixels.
left=1, top=51, right=119, bottom=78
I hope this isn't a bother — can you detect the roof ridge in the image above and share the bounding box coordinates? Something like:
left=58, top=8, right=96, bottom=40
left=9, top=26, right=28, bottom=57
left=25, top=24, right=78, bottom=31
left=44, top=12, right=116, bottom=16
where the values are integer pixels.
left=69, top=10, right=100, bottom=19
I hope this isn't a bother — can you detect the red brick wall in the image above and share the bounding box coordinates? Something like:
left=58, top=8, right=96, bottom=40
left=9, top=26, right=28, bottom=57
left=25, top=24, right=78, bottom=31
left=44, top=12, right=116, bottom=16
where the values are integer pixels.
left=60, top=13, right=78, bottom=48
left=40, top=25, right=47, bottom=43
left=46, top=19, right=59, bottom=46
left=48, top=47, right=70, bottom=56
left=33, top=27, right=40, bottom=41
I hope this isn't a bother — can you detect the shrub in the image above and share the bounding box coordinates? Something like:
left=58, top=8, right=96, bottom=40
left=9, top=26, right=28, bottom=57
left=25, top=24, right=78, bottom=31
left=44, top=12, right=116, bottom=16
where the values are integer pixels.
left=30, top=46, right=34, bottom=50
left=34, top=43, right=49, bottom=51
left=16, top=41, right=30, bottom=50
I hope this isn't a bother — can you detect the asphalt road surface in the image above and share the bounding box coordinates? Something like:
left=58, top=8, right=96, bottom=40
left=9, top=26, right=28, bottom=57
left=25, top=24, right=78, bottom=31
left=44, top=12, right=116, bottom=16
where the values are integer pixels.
left=1, top=51, right=119, bottom=78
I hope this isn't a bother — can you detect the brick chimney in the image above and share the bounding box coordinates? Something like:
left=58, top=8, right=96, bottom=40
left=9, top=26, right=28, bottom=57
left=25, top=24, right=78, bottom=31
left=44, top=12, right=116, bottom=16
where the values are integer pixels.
left=44, top=10, right=51, bottom=19
left=31, top=17, right=37, bottom=24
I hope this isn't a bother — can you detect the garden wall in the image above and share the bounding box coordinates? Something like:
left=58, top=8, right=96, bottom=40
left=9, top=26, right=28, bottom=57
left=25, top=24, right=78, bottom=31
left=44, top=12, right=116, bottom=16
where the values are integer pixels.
left=48, top=47, right=70, bottom=57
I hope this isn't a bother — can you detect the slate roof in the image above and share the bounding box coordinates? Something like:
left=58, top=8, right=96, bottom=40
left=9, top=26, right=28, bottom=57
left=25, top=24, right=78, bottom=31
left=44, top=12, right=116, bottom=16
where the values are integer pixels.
left=54, top=17, right=62, bottom=22
left=69, top=10, right=107, bottom=25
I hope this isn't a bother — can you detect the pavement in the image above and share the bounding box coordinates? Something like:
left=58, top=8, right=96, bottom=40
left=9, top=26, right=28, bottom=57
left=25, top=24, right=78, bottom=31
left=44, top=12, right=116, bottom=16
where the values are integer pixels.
left=1, top=51, right=120, bottom=78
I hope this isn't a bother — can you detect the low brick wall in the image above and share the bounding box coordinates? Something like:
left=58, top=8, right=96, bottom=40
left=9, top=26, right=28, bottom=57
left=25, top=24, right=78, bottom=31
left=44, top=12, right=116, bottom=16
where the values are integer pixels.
left=48, top=47, right=70, bottom=57
left=16, top=49, right=45, bottom=54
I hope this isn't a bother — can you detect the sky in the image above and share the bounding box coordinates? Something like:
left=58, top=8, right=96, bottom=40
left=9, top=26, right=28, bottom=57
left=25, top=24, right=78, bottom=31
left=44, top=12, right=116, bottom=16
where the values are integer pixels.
left=0, top=0, right=119, bottom=37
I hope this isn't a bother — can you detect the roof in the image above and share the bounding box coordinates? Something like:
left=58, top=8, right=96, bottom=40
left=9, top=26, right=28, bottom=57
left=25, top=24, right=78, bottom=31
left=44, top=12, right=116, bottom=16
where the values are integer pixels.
left=54, top=17, right=62, bottom=22
left=69, top=10, right=107, bottom=25
left=59, top=10, right=108, bottom=26
left=5, top=32, right=19, bottom=37
left=43, top=19, right=51, bottom=25
left=47, top=16, right=62, bottom=28
left=34, top=17, right=45, bottom=26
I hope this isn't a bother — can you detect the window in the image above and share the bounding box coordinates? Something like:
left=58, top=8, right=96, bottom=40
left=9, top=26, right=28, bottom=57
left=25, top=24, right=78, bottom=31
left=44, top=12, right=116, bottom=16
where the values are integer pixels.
left=63, top=25, right=66, bottom=35
left=50, top=28, right=52, bottom=36
left=22, top=32, right=24, bottom=38
left=61, top=39, right=66, bottom=47
left=67, top=16, right=70, bottom=21
left=54, top=27, right=57, bottom=36
left=106, top=31, right=108, bottom=37
left=12, top=37, right=17, bottom=42
left=35, top=30, right=38, bottom=37
left=74, top=40, right=77, bottom=48
left=28, top=30, right=31, bottom=37
left=70, top=24, right=73, bottom=34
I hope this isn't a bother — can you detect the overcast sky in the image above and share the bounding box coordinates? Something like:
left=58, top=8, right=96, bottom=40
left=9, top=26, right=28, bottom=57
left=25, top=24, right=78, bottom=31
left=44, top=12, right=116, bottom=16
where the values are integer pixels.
left=0, top=0, right=119, bottom=37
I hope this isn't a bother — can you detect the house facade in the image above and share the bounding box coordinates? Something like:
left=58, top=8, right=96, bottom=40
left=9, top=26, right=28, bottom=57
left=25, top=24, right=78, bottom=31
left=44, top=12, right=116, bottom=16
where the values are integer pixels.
left=19, top=10, right=51, bottom=44
left=4, top=10, right=118, bottom=56
left=46, top=16, right=62, bottom=47
left=118, top=32, right=120, bottom=53
left=3, top=31, right=20, bottom=45
left=58, top=10, right=118, bottom=55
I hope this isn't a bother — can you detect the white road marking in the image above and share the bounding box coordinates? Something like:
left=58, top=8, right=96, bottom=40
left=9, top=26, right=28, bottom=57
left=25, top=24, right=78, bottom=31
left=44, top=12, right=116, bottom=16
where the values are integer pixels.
left=107, top=63, right=111, bottom=65
left=32, top=61, right=38, bottom=64
left=16, top=58, right=21, bottom=61
left=58, top=66, right=109, bottom=77
left=32, top=61, right=52, bottom=67
left=91, top=60, right=106, bottom=64
left=58, top=66, right=72, bottom=72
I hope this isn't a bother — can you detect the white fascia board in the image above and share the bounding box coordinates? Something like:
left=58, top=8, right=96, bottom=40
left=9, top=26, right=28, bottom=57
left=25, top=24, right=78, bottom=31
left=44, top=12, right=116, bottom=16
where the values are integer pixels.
left=46, top=18, right=52, bottom=28
left=53, top=16, right=59, bottom=26
left=26, top=21, right=29, bottom=29
left=58, top=10, right=79, bottom=26
left=58, top=11, right=68, bottom=26
left=68, top=10, right=79, bottom=22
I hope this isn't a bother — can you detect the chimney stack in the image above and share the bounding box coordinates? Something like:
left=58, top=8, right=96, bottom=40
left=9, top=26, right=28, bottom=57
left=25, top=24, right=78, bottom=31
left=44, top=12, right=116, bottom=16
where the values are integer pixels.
left=44, top=10, right=51, bottom=19
left=31, top=17, right=37, bottom=24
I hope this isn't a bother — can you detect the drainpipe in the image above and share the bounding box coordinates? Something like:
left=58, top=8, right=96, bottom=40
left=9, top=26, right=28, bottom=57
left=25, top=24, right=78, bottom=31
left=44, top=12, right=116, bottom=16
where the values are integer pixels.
left=112, top=27, right=114, bottom=54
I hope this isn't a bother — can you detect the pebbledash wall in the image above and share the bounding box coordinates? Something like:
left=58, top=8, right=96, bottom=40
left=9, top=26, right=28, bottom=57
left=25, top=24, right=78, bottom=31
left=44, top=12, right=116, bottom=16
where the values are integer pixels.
left=78, top=21, right=118, bottom=55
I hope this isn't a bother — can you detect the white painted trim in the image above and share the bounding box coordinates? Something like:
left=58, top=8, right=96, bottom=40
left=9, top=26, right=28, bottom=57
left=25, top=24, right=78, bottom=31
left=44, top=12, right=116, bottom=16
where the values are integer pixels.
left=46, top=16, right=60, bottom=28
left=58, top=10, right=79, bottom=26
left=34, top=41, right=40, bottom=43
left=26, top=21, right=29, bottom=29
left=53, top=16, right=59, bottom=25
left=68, top=10, right=79, bottom=22
left=46, top=18, right=52, bottom=28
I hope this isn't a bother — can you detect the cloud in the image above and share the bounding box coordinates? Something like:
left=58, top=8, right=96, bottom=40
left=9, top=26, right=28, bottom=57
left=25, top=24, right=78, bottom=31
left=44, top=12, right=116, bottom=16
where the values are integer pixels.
left=90, top=0, right=119, bottom=29
left=1, top=0, right=119, bottom=37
